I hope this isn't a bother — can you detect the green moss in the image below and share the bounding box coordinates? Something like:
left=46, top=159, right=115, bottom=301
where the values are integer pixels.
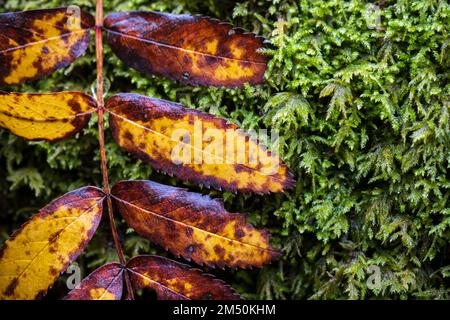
left=0, top=0, right=449, bottom=299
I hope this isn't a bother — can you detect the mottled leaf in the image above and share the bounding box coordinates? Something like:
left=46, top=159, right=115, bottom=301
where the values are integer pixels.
left=104, top=11, right=268, bottom=87
left=0, top=187, right=105, bottom=300
left=0, top=91, right=96, bottom=141
left=0, top=8, right=94, bottom=85
left=64, top=263, right=123, bottom=300
left=106, top=93, right=294, bottom=193
left=112, top=180, right=280, bottom=268
left=127, top=255, right=240, bottom=300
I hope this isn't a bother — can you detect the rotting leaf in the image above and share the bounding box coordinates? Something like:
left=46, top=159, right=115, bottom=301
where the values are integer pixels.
left=104, top=11, right=268, bottom=87
left=105, top=93, right=295, bottom=193
left=0, top=8, right=94, bottom=85
left=127, top=255, right=240, bottom=300
left=0, top=187, right=105, bottom=300
left=64, top=263, right=123, bottom=300
left=112, top=180, right=280, bottom=268
left=0, top=91, right=97, bottom=141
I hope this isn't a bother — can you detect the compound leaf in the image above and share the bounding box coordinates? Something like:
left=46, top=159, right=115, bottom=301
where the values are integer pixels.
left=64, top=263, right=123, bottom=300
left=0, top=187, right=105, bottom=300
left=112, top=180, right=280, bottom=268
left=0, top=91, right=96, bottom=141
left=105, top=93, right=294, bottom=193
left=104, top=11, right=268, bottom=87
left=127, top=255, right=240, bottom=300
left=0, top=8, right=94, bottom=85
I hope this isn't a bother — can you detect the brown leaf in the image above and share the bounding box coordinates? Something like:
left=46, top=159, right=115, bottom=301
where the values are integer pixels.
left=64, top=263, right=123, bottom=300
left=127, top=255, right=240, bottom=300
left=105, top=93, right=295, bottom=193
left=112, top=180, right=280, bottom=269
left=0, top=8, right=94, bottom=85
left=0, top=91, right=96, bottom=141
left=0, top=187, right=105, bottom=300
left=104, top=11, right=268, bottom=87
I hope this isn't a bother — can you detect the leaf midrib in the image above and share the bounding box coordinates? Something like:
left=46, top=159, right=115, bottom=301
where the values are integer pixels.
left=97, top=267, right=123, bottom=300
left=127, top=268, right=189, bottom=300
left=108, top=110, right=285, bottom=183
left=104, top=29, right=266, bottom=65
left=0, top=29, right=88, bottom=55
left=1, top=197, right=104, bottom=297
left=0, top=109, right=95, bottom=122
left=112, top=195, right=275, bottom=254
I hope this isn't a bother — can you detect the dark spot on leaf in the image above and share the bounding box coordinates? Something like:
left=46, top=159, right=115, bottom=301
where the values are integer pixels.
left=234, top=227, right=245, bottom=239
left=183, top=55, right=191, bottom=64
left=185, top=228, right=193, bottom=237
left=185, top=245, right=196, bottom=256
left=204, top=56, right=216, bottom=65
left=68, top=98, right=82, bottom=113
left=200, top=292, right=213, bottom=300
left=49, top=245, right=58, bottom=254
left=49, top=266, right=58, bottom=276
left=4, top=278, right=19, bottom=296
left=124, top=130, right=133, bottom=141
left=214, top=245, right=225, bottom=258
left=48, top=231, right=61, bottom=243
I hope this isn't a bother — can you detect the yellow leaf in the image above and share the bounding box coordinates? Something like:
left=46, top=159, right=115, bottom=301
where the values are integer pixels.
left=106, top=93, right=295, bottom=193
left=0, top=91, right=96, bottom=141
left=0, top=8, right=94, bottom=85
left=0, top=187, right=105, bottom=300
left=112, top=180, right=280, bottom=268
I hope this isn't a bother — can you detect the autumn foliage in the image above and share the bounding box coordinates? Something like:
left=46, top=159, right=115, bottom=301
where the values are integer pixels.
left=104, top=11, right=268, bottom=87
left=0, top=4, right=292, bottom=300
